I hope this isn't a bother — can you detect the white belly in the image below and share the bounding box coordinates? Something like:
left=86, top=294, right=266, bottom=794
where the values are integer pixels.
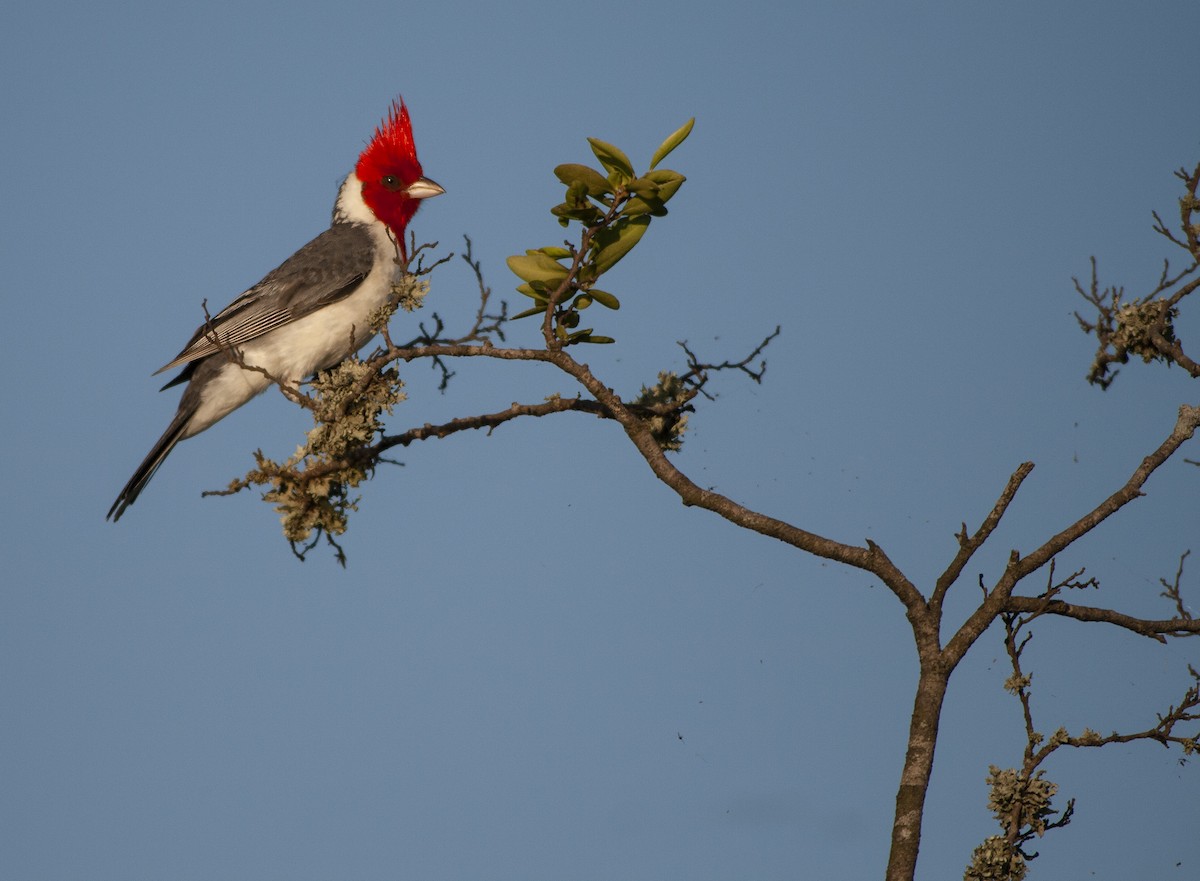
left=184, top=269, right=395, bottom=437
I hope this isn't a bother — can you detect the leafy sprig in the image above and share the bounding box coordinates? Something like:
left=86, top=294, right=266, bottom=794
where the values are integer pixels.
left=507, top=118, right=694, bottom=346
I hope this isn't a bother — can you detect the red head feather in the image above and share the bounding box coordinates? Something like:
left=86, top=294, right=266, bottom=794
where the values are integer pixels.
left=356, top=98, right=428, bottom=249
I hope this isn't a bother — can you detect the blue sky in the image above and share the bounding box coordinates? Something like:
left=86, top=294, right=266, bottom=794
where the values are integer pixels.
left=2, top=2, right=1197, bottom=879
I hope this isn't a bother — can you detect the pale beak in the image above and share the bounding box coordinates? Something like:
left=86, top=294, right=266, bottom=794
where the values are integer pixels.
left=406, top=177, right=445, bottom=200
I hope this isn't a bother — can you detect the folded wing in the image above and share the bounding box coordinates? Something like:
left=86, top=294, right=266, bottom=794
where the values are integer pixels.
left=155, top=223, right=377, bottom=375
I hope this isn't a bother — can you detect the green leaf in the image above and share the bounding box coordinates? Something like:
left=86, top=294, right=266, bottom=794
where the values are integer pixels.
left=590, top=216, right=651, bottom=275
left=516, top=280, right=561, bottom=300
left=551, top=201, right=602, bottom=224
left=621, top=196, right=667, bottom=217
left=578, top=335, right=615, bottom=344
left=555, top=163, right=612, bottom=196
left=649, top=117, right=695, bottom=170
left=574, top=294, right=593, bottom=310
left=626, top=177, right=661, bottom=198
left=644, top=169, right=686, bottom=201
left=507, top=253, right=569, bottom=284
left=587, top=289, right=621, bottom=310
left=511, top=304, right=548, bottom=320
left=565, top=181, right=588, bottom=205
left=587, top=137, right=634, bottom=180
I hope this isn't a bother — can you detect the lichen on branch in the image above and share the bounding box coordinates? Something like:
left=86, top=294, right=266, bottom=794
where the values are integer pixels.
left=211, top=348, right=407, bottom=565
left=632, top=371, right=692, bottom=452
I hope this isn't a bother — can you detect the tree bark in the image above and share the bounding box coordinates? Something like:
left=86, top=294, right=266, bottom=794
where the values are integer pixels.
left=886, top=663, right=950, bottom=881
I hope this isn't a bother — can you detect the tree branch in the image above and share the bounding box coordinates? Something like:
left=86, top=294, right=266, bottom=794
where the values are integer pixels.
left=942, top=404, right=1200, bottom=664
left=1160, top=550, right=1196, bottom=632
left=1002, top=596, right=1200, bottom=642
left=377, top=338, right=925, bottom=609
left=1010, top=405, right=1200, bottom=582
left=930, top=463, right=1035, bottom=617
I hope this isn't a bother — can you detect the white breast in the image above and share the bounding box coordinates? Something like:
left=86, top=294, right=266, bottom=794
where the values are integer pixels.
left=184, top=175, right=398, bottom=438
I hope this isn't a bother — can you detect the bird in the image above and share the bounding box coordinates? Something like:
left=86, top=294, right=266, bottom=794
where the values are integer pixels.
left=107, top=98, right=443, bottom=522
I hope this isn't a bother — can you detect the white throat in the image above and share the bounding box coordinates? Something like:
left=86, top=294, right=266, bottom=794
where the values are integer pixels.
left=333, top=173, right=377, bottom=226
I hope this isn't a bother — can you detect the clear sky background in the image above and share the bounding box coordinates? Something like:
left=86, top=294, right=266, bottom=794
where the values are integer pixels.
left=2, top=2, right=1197, bottom=879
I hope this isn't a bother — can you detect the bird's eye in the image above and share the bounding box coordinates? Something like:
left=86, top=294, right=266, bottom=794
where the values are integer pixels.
left=381, top=175, right=402, bottom=191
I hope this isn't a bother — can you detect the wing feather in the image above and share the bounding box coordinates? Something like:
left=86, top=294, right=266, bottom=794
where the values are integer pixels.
left=154, top=223, right=376, bottom=375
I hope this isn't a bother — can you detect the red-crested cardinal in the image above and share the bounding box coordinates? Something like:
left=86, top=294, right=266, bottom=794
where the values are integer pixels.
left=108, top=98, right=442, bottom=521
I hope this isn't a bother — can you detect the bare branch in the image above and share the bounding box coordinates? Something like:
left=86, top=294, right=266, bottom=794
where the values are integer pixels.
left=1163, top=162, right=1200, bottom=261
left=930, top=463, right=1035, bottom=615
left=677, top=326, right=781, bottom=399
left=1001, top=595, right=1200, bottom=642
left=543, top=347, right=936, bottom=619
left=1076, top=163, right=1200, bottom=388
left=944, top=405, right=1200, bottom=663
left=1159, top=550, right=1196, bottom=633
left=1009, top=405, right=1200, bottom=584
left=377, top=396, right=607, bottom=451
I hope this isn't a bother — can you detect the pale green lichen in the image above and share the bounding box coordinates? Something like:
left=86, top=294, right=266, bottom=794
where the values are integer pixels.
left=1003, top=672, right=1031, bottom=694
left=964, top=765, right=1066, bottom=880
left=964, top=835, right=1027, bottom=881
left=234, top=356, right=406, bottom=558
left=366, top=273, right=429, bottom=334
left=985, top=766, right=1059, bottom=838
left=1110, top=298, right=1177, bottom=364
left=632, top=371, right=690, bottom=452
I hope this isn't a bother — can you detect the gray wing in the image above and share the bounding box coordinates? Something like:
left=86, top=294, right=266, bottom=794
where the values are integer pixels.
left=154, top=222, right=376, bottom=375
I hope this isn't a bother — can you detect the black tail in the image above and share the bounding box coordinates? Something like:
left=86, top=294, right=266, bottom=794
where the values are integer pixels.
left=107, top=411, right=191, bottom=522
